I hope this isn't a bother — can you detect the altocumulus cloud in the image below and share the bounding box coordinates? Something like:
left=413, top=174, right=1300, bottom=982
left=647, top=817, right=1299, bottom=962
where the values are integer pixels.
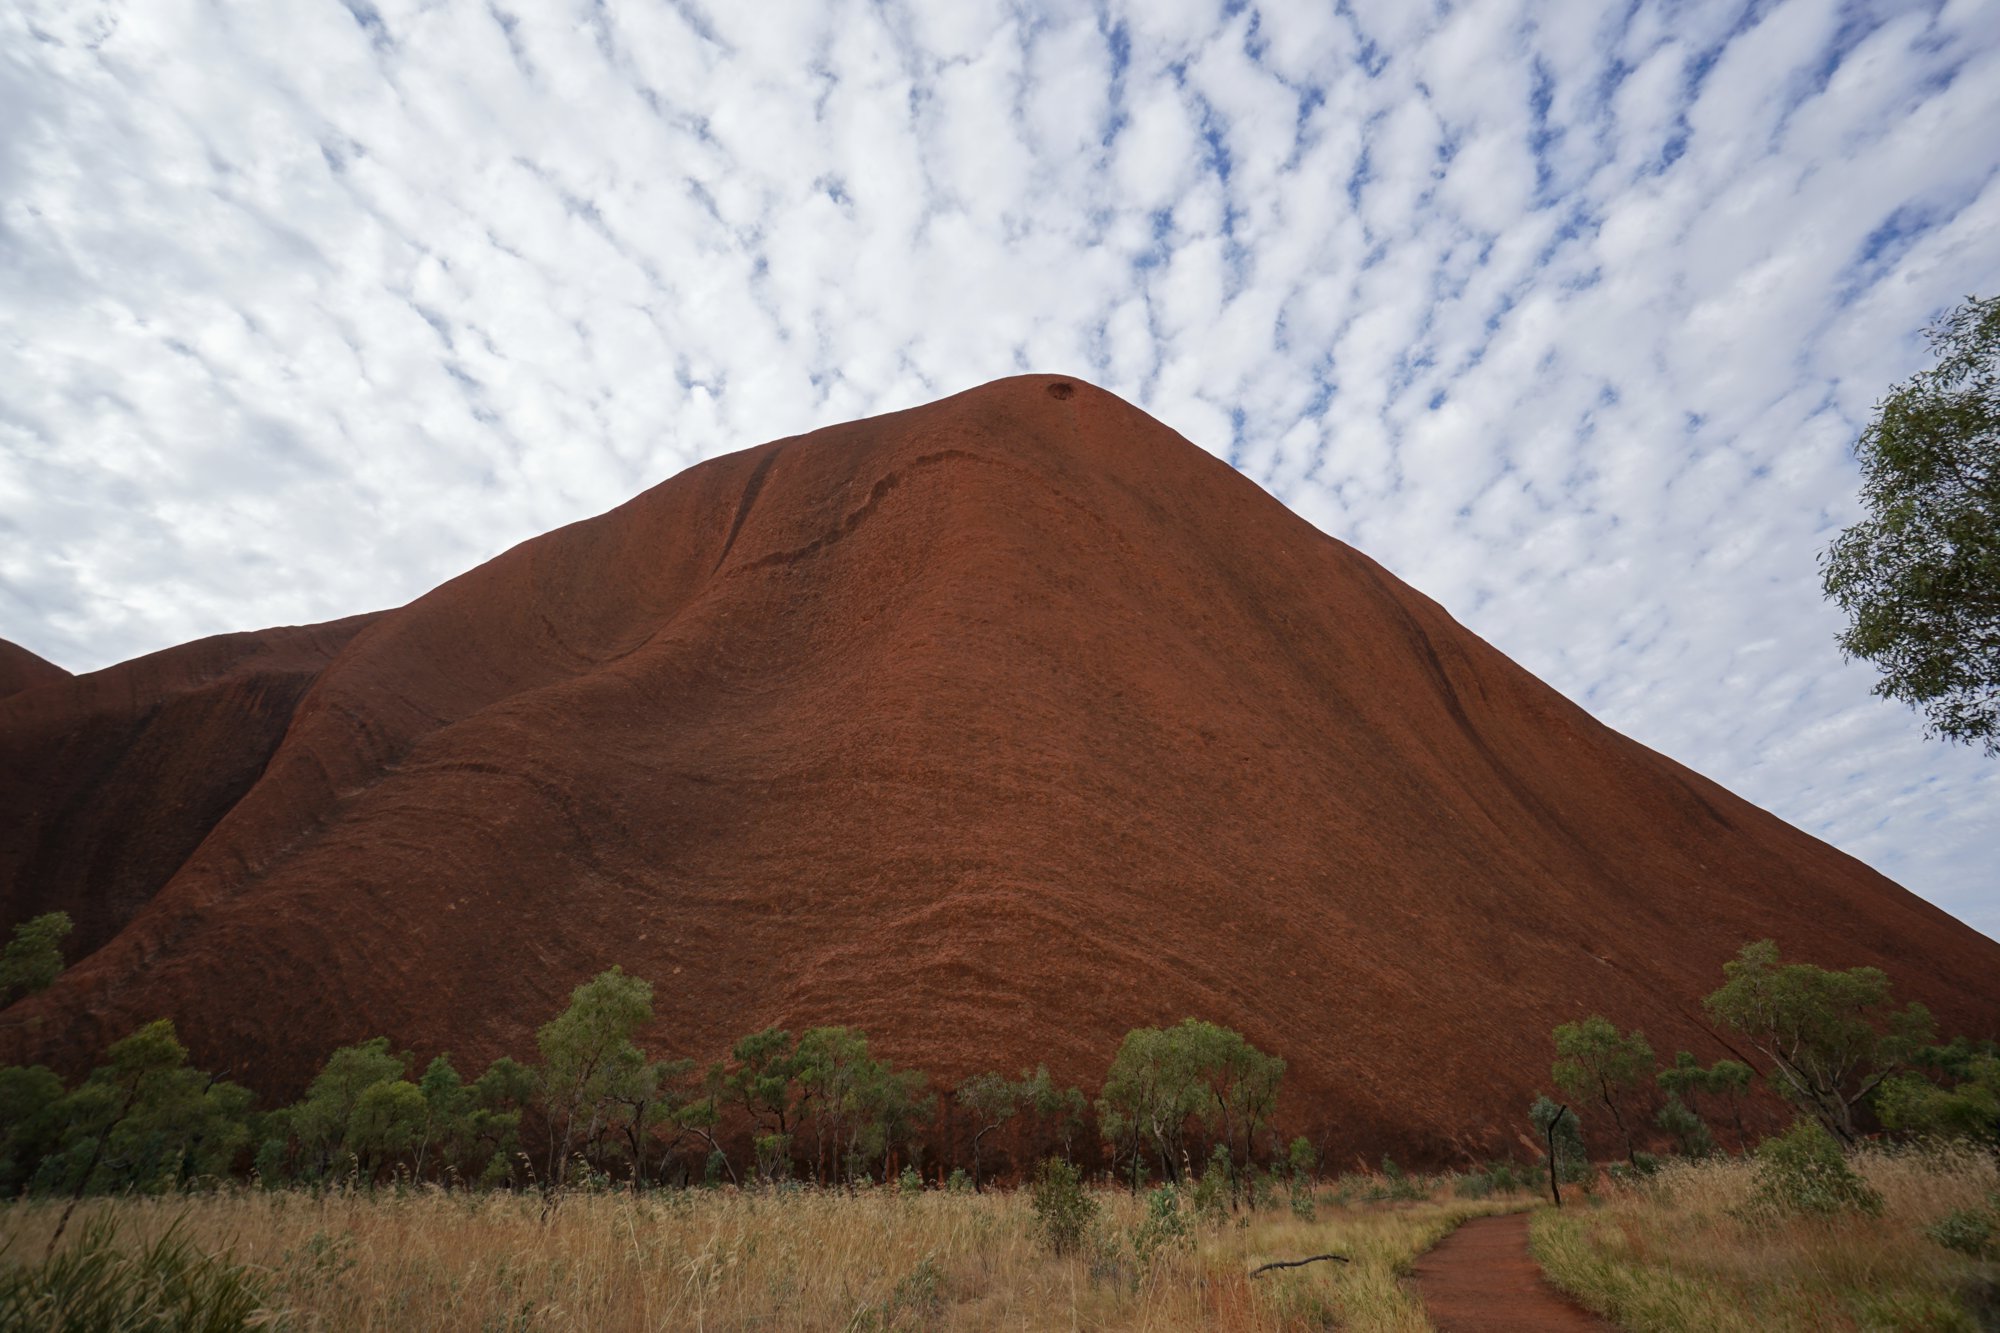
left=1, top=0, right=1996, bottom=933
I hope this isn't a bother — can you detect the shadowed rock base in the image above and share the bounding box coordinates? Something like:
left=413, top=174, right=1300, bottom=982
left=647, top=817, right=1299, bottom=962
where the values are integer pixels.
left=1413, top=1213, right=1607, bottom=1332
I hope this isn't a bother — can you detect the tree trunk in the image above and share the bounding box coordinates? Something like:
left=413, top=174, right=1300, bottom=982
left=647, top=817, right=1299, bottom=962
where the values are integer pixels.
left=1547, top=1103, right=1570, bottom=1208
left=1603, top=1089, right=1634, bottom=1166
left=972, top=1124, right=992, bottom=1192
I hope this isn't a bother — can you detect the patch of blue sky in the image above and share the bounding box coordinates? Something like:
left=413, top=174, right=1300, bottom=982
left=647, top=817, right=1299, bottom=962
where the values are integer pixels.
left=1835, top=195, right=1969, bottom=307
left=339, top=0, right=393, bottom=52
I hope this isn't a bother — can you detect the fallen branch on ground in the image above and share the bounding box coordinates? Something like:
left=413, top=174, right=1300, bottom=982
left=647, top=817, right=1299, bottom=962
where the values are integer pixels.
left=1249, top=1253, right=1349, bottom=1276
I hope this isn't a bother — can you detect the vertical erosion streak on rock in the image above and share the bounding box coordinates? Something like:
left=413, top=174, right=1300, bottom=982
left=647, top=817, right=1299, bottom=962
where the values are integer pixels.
left=713, top=443, right=785, bottom=572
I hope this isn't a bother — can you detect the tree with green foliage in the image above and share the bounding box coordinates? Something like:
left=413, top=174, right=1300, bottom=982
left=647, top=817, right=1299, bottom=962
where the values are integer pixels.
left=681, top=1069, right=738, bottom=1186
left=857, top=1061, right=931, bottom=1185
left=0, top=911, right=72, bottom=1003
left=1097, top=1019, right=1283, bottom=1195
left=414, top=1055, right=471, bottom=1181
left=1876, top=1038, right=2000, bottom=1146
left=465, top=1055, right=536, bottom=1185
left=701, top=1023, right=928, bottom=1186
left=1177, top=1019, right=1285, bottom=1202
left=50, top=1020, right=252, bottom=1196
left=956, top=1072, right=1022, bottom=1192
left=1018, top=1065, right=1087, bottom=1163
left=1703, top=940, right=1934, bottom=1144
left=728, top=1024, right=804, bottom=1144
left=333, top=1052, right=534, bottom=1188
left=1821, top=293, right=2000, bottom=755
left=1657, top=1050, right=1754, bottom=1148
left=602, top=1046, right=695, bottom=1190
left=285, top=1037, right=409, bottom=1180
left=0, top=1064, right=66, bottom=1192
left=34, top=1020, right=254, bottom=1254
left=1529, top=1096, right=1587, bottom=1204
left=345, top=1079, right=426, bottom=1180
left=1654, top=1095, right=1714, bottom=1159
left=1710, top=1060, right=1752, bottom=1138
left=1551, top=1016, right=1654, bottom=1164
left=536, top=966, right=654, bottom=1187
left=795, top=1026, right=871, bottom=1184
left=1098, top=1026, right=1202, bottom=1188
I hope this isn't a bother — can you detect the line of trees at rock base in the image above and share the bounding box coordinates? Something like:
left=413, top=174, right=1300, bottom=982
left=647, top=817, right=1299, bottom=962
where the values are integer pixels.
left=1, top=918, right=1995, bottom=1203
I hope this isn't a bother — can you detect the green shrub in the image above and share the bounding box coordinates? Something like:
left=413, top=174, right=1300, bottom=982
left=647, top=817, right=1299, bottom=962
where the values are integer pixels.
left=888, top=1252, right=943, bottom=1320
left=898, top=1165, right=923, bottom=1196
left=0, top=1217, right=266, bottom=1331
left=1656, top=1095, right=1715, bottom=1159
left=1285, top=1136, right=1318, bottom=1219
left=1462, top=1158, right=1528, bottom=1198
left=1608, top=1152, right=1665, bottom=1185
left=1530, top=1097, right=1591, bottom=1185
left=1378, top=1155, right=1426, bottom=1201
left=1746, top=1119, right=1883, bottom=1218
left=1028, top=1158, right=1097, bottom=1256
left=1188, top=1145, right=1232, bottom=1222
left=752, top=1133, right=792, bottom=1183
left=945, top=1167, right=972, bottom=1193
left=1926, top=1204, right=1996, bottom=1257
left=1132, top=1185, right=1191, bottom=1266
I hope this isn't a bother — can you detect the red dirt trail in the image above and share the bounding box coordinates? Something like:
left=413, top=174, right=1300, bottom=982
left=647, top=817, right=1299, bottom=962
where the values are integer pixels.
left=1413, top=1213, right=1607, bottom=1332
left=3, top=374, right=1998, bottom=1163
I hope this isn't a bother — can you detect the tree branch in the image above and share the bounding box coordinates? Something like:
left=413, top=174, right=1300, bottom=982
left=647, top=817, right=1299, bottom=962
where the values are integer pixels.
left=1251, top=1254, right=1349, bottom=1276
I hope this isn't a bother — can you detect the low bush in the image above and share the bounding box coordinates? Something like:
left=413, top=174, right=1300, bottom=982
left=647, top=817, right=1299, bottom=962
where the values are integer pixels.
left=1131, top=1185, right=1191, bottom=1267
left=1028, top=1158, right=1097, bottom=1256
left=1926, top=1202, right=1996, bottom=1257
left=1745, top=1120, right=1882, bottom=1219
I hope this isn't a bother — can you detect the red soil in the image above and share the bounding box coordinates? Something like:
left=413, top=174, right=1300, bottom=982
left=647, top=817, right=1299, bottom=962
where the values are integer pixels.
left=1414, top=1213, right=1607, bottom=1331
left=2, top=375, right=1996, bottom=1160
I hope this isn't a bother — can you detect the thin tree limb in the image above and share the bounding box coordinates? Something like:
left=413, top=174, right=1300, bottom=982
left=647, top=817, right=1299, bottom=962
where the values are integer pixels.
left=1250, top=1254, right=1349, bottom=1276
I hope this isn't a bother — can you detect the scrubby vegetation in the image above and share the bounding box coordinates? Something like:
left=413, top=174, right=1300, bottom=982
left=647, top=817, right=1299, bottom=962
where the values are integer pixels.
left=1, top=973, right=1313, bottom=1200
left=0, top=911, right=70, bottom=1005
left=3, top=937, right=1996, bottom=1328
left=1531, top=1144, right=2000, bottom=1331
left=1523, top=941, right=2000, bottom=1330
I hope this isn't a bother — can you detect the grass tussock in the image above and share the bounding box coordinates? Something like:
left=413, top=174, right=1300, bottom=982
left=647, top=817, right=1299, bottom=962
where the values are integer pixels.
left=0, top=1184, right=1524, bottom=1331
left=1529, top=1144, right=2000, bottom=1332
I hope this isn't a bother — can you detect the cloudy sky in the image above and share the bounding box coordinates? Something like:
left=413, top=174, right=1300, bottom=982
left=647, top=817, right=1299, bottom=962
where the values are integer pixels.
left=2, top=0, right=1995, bottom=935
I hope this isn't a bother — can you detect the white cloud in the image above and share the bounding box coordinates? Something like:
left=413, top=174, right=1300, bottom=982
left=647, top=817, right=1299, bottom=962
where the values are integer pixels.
left=1, top=0, right=1995, bottom=937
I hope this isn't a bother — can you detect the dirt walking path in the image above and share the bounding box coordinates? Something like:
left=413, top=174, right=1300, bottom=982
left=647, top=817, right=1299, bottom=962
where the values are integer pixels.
left=1411, top=1212, right=1609, bottom=1332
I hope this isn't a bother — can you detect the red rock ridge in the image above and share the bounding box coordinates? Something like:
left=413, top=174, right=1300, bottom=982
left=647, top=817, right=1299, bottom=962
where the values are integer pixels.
left=2, top=375, right=1994, bottom=1161
left=0, top=638, right=70, bottom=700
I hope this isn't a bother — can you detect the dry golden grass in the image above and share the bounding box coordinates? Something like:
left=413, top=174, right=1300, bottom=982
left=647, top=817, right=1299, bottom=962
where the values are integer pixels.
left=1529, top=1145, right=2000, bottom=1332
left=0, top=1184, right=1527, bottom=1331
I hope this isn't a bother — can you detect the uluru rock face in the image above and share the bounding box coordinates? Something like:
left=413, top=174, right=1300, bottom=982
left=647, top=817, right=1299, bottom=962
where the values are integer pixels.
left=3, top=375, right=1996, bottom=1161
left=0, top=639, right=70, bottom=699
left=0, top=618, right=379, bottom=957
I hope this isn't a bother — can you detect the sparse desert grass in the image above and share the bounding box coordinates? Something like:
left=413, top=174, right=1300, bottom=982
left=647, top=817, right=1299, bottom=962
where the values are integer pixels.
left=1529, top=1144, right=2000, bottom=1332
left=0, top=1183, right=1525, bottom=1331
